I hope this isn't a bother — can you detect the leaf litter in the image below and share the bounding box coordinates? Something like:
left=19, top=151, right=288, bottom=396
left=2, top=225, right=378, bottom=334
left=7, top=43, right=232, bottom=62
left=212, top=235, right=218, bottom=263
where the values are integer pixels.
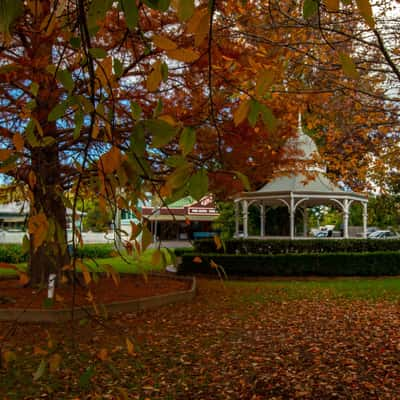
left=1, top=278, right=400, bottom=399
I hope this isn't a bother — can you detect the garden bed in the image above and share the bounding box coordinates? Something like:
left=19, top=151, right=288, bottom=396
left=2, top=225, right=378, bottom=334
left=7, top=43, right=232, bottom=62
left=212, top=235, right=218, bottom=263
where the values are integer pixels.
left=0, top=274, right=196, bottom=322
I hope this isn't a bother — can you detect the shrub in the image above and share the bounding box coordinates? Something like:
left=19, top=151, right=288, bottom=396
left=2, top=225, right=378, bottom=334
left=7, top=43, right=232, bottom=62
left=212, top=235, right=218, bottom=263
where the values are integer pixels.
left=193, top=238, right=400, bottom=255
left=74, top=243, right=115, bottom=259
left=0, top=244, right=28, bottom=264
left=178, top=251, right=400, bottom=277
left=0, top=243, right=115, bottom=264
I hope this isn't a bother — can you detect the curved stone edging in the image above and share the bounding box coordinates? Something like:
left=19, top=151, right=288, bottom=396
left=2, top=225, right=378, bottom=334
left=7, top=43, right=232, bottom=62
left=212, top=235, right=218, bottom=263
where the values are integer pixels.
left=0, top=274, right=196, bottom=323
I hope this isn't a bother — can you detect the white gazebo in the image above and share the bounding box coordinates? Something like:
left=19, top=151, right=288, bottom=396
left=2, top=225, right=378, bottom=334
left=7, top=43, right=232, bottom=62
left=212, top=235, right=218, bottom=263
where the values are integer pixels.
left=233, top=117, right=368, bottom=239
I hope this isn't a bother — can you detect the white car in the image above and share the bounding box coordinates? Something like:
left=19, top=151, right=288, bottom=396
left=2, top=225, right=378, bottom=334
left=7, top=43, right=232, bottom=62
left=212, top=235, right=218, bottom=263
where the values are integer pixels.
left=368, top=230, right=399, bottom=239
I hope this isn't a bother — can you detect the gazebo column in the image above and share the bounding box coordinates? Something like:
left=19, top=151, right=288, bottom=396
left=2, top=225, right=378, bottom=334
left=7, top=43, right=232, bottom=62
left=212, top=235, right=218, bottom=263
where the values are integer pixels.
left=362, top=202, right=368, bottom=238
left=260, top=203, right=265, bottom=237
left=343, top=199, right=349, bottom=238
left=303, top=208, right=308, bottom=237
left=290, top=193, right=295, bottom=240
left=234, top=201, right=240, bottom=237
left=242, top=200, right=249, bottom=238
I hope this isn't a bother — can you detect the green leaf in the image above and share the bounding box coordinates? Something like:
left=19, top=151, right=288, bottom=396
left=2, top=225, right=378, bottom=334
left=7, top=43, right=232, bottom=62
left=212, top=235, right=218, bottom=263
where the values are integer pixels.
left=0, top=64, right=21, bottom=74
left=189, top=169, right=209, bottom=200
left=79, top=366, right=95, bottom=389
left=80, top=96, right=95, bottom=113
left=30, top=82, right=39, bottom=96
left=234, top=171, right=251, bottom=191
left=339, top=52, right=359, bottom=79
left=179, top=127, right=196, bottom=155
left=40, top=137, right=57, bottom=147
left=48, top=102, right=68, bottom=121
left=43, top=298, right=54, bottom=308
left=145, top=119, right=178, bottom=148
left=130, top=101, right=142, bottom=120
left=26, top=100, right=37, bottom=111
left=33, top=359, right=47, bottom=381
left=177, top=0, right=195, bottom=21
left=153, top=99, right=163, bottom=117
left=56, top=69, right=74, bottom=92
left=166, top=155, right=188, bottom=168
left=141, top=225, right=153, bottom=251
left=161, top=62, right=169, bottom=82
left=143, top=0, right=170, bottom=11
left=21, top=235, right=30, bottom=254
left=303, top=0, right=318, bottom=18
left=87, top=0, right=113, bottom=34
left=130, top=124, right=146, bottom=155
left=248, top=99, right=260, bottom=127
left=70, top=37, right=81, bottom=49
left=260, top=105, right=277, bottom=132
left=167, top=165, right=192, bottom=189
left=89, top=48, right=107, bottom=59
left=0, top=0, right=23, bottom=38
left=120, top=0, right=139, bottom=29
left=74, top=111, right=84, bottom=139
left=25, top=121, right=39, bottom=147
left=114, top=58, right=123, bottom=78
left=356, top=0, right=375, bottom=28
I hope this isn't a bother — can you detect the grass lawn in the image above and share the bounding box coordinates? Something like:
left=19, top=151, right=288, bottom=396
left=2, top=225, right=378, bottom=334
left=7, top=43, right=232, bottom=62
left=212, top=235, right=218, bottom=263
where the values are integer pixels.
left=0, top=248, right=169, bottom=277
left=227, top=276, right=400, bottom=301
left=1, top=276, right=400, bottom=399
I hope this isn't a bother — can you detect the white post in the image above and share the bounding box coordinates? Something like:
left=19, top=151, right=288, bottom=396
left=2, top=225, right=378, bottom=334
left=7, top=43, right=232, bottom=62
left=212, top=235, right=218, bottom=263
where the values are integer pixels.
left=235, top=201, right=239, bottom=237
left=303, top=208, right=308, bottom=237
left=242, top=200, right=248, bottom=238
left=362, top=202, right=368, bottom=238
left=343, top=198, right=349, bottom=239
left=115, top=204, right=123, bottom=252
left=290, top=193, right=295, bottom=240
left=260, top=203, right=265, bottom=237
left=154, top=220, right=158, bottom=242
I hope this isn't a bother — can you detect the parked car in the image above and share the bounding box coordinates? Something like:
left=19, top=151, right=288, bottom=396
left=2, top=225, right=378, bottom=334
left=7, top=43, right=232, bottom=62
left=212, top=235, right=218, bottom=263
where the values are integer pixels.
left=315, top=230, right=329, bottom=238
left=367, top=230, right=399, bottom=239
left=366, top=227, right=379, bottom=236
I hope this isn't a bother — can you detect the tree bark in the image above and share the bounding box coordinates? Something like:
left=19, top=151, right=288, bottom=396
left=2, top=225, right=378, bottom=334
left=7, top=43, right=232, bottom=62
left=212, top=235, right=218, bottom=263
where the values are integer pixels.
left=28, top=145, right=70, bottom=286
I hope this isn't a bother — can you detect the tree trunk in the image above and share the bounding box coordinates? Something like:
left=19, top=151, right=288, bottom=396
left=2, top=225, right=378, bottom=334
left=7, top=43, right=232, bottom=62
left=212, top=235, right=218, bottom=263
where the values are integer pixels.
left=28, top=145, right=70, bottom=286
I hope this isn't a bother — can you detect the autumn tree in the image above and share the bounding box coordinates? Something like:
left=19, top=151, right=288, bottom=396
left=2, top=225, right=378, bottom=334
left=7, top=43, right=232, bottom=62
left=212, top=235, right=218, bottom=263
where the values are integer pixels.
left=0, top=0, right=396, bottom=285
left=0, top=0, right=215, bottom=284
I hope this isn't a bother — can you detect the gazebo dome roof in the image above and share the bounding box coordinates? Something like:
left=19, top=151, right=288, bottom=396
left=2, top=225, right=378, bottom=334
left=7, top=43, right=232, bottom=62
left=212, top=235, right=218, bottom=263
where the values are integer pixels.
left=285, top=130, right=319, bottom=161
left=257, top=172, right=344, bottom=194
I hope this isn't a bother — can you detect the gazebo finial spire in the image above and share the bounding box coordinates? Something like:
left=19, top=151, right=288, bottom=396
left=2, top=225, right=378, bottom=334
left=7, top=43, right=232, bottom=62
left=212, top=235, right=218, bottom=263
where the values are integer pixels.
left=298, top=112, right=302, bottom=135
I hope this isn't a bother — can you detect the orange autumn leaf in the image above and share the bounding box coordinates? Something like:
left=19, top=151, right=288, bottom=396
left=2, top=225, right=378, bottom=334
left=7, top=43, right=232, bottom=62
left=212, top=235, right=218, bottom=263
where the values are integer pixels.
left=49, top=353, right=62, bottom=373
left=28, top=213, right=49, bottom=252
left=152, top=35, right=177, bottom=50
left=0, top=149, right=12, bottom=161
left=214, top=235, right=222, bottom=250
left=233, top=100, right=250, bottom=126
left=12, top=133, right=24, bottom=151
left=167, top=48, right=200, bottom=63
left=126, top=337, right=135, bottom=356
left=146, top=60, right=162, bottom=92
left=97, top=348, right=109, bottom=361
left=98, top=146, right=123, bottom=175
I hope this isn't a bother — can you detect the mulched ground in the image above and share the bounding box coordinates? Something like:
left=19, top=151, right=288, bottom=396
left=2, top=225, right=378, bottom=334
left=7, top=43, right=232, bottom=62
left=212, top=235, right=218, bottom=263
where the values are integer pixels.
left=0, top=274, right=190, bottom=309
left=1, top=278, right=400, bottom=399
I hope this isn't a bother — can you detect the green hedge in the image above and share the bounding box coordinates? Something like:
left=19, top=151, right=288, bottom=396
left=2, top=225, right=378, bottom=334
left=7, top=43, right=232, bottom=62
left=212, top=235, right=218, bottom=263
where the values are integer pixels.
left=192, top=238, right=400, bottom=255
left=74, top=243, right=115, bottom=259
left=178, top=251, right=400, bottom=276
left=0, top=243, right=115, bottom=264
left=0, top=244, right=28, bottom=263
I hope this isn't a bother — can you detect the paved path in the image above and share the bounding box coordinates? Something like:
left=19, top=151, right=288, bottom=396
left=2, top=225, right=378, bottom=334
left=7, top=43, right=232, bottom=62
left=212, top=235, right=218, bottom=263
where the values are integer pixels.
left=0, top=231, right=192, bottom=248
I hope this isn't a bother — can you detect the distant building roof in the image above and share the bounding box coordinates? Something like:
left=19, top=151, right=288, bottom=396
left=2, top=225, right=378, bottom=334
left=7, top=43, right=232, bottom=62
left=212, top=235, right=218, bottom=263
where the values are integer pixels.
left=0, top=202, right=85, bottom=217
left=142, top=195, right=219, bottom=221
left=167, top=196, right=196, bottom=208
